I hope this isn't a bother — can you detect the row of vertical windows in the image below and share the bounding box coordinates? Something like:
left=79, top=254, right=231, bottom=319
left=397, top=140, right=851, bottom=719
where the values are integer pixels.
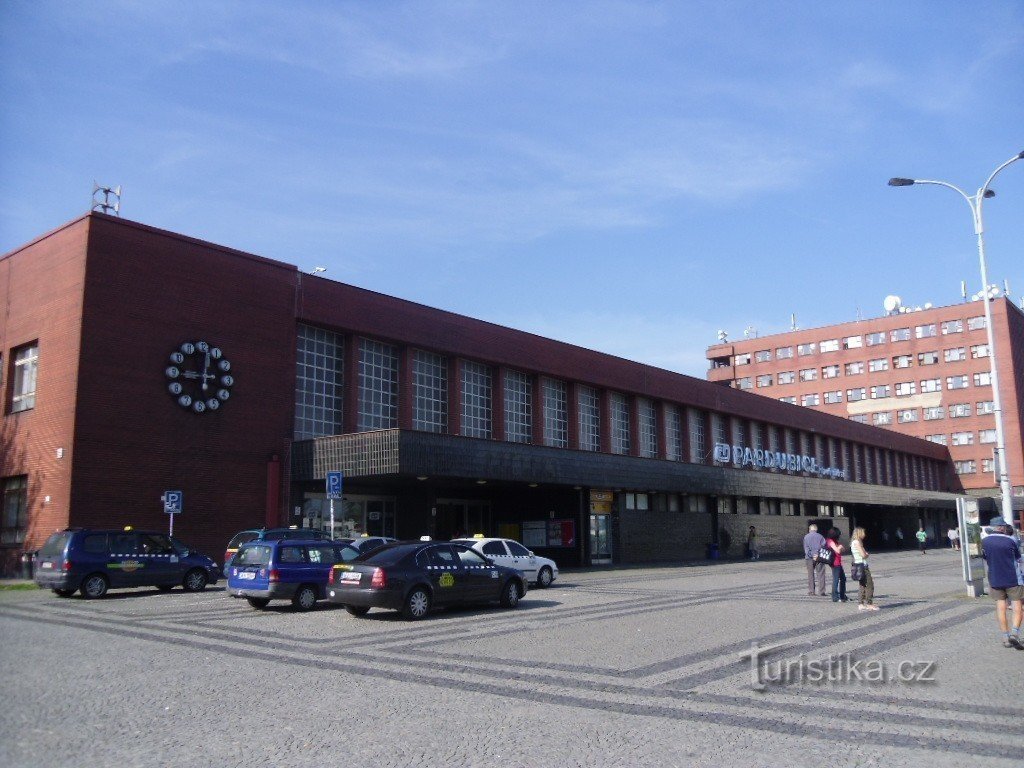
left=294, top=327, right=941, bottom=489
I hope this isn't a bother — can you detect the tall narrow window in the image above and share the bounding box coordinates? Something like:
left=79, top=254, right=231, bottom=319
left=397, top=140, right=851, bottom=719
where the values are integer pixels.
left=637, top=398, right=657, bottom=458
left=294, top=326, right=343, bottom=440
left=1, top=476, right=28, bottom=544
left=542, top=378, right=568, bottom=448
left=577, top=385, right=600, bottom=451
left=610, top=393, right=630, bottom=455
left=688, top=408, right=707, bottom=464
left=665, top=405, right=682, bottom=461
left=462, top=361, right=492, bottom=439
left=412, top=350, right=447, bottom=433
left=358, top=339, right=398, bottom=431
left=11, top=342, right=38, bottom=413
left=504, top=370, right=532, bottom=443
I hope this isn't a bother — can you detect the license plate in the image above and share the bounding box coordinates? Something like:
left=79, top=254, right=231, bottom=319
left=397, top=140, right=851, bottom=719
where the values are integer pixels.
left=40, top=562, right=53, bottom=570
left=238, top=572, right=256, bottom=580
left=339, top=572, right=361, bottom=584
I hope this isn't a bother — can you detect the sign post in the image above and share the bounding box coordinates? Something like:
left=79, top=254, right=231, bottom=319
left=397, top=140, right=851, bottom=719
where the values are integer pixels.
left=957, top=496, right=984, bottom=598
left=326, top=472, right=343, bottom=541
left=163, top=490, right=183, bottom=538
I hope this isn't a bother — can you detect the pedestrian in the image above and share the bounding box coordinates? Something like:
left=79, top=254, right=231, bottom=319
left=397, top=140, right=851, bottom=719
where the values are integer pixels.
left=895, top=527, right=904, bottom=549
left=803, top=523, right=827, bottom=596
left=827, top=527, right=848, bottom=603
left=916, top=526, right=927, bottom=554
left=850, top=527, right=878, bottom=611
left=950, top=527, right=961, bottom=551
left=747, top=526, right=759, bottom=560
left=881, top=529, right=890, bottom=549
left=979, top=516, right=1023, bottom=649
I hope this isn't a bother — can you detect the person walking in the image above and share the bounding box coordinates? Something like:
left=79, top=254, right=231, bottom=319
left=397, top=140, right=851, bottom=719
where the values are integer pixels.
left=827, top=527, right=848, bottom=603
left=803, top=523, right=827, bottom=596
left=916, top=526, right=927, bottom=554
left=895, top=527, right=904, bottom=549
left=850, top=527, right=878, bottom=611
left=950, top=527, right=961, bottom=551
left=980, top=516, right=1023, bottom=649
left=747, top=526, right=759, bottom=560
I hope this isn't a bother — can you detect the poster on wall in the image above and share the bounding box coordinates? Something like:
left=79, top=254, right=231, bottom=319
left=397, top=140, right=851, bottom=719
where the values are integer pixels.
left=522, top=521, right=546, bottom=548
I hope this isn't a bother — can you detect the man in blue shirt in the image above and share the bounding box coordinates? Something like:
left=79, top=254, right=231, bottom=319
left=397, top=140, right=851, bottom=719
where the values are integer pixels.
left=980, top=516, right=1023, bottom=649
left=803, top=523, right=827, bottom=597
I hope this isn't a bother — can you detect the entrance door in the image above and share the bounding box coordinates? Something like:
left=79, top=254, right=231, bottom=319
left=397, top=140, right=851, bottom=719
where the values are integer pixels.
left=436, top=500, right=492, bottom=540
left=589, top=514, right=612, bottom=565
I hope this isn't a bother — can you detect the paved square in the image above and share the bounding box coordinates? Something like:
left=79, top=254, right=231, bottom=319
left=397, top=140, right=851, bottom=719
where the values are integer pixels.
left=1, top=548, right=1021, bottom=767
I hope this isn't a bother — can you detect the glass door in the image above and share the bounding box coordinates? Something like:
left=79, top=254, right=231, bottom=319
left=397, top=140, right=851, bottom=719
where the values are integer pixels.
left=589, top=514, right=612, bottom=564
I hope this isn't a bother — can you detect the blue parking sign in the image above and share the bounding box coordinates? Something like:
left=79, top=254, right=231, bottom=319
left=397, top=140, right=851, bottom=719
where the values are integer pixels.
left=163, top=490, right=183, bottom=514
left=326, top=471, right=343, bottom=499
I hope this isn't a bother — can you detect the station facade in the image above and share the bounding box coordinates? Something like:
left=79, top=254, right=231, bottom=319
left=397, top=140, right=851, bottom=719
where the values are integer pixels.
left=706, top=298, right=1024, bottom=519
left=2, top=214, right=965, bottom=575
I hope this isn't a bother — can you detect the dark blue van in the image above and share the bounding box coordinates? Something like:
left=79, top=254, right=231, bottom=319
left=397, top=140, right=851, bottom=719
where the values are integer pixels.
left=227, top=539, right=359, bottom=611
left=34, top=528, right=220, bottom=598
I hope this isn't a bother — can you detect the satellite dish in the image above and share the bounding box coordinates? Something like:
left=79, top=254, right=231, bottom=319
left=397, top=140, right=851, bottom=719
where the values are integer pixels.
left=883, top=295, right=902, bottom=313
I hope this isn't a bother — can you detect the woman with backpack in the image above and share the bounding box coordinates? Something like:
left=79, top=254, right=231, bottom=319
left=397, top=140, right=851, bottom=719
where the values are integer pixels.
left=850, top=527, right=878, bottom=611
left=827, top=528, right=848, bottom=603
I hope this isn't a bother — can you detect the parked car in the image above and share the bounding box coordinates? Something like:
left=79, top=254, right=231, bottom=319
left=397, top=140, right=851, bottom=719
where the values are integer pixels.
left=326, top=541, right=527, bottom=620
left=34, top=527, right=220, bottom=598
left=348, top=535, right=399, bottom=554
left=451, top=536, right=559, bottom=588
left=223, top=526, right=333, bottom=576
left=227, top=539, right=360, bottom=611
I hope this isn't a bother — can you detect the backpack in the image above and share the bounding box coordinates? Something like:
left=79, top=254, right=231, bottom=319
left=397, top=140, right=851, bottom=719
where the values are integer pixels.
left=815, top=544, right=836, bottom=567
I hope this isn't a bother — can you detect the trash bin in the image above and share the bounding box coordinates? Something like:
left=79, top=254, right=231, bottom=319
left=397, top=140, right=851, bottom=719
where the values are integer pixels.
left=707, top=543, right=720, bottom=561
left=20, top=551, right=35, bottom=580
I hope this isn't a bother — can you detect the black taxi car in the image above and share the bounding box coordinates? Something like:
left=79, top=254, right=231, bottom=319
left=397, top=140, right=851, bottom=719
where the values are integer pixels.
left=325, top=541, right=527, bottom=620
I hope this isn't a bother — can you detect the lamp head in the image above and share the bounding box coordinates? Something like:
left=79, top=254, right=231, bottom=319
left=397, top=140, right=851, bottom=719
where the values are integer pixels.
left=983, top=189, right=996, bottom=199
left=887, top=178, right=915, bottom=187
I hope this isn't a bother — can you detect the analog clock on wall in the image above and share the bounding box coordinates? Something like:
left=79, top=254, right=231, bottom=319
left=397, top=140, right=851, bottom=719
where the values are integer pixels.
left=165, top=341, right=234, bottom=413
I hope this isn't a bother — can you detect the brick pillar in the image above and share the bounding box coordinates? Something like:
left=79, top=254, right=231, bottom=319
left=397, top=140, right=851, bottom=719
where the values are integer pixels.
left=492, top=367, right=506, bottom=442
left=532, top=374, right=545, bottom=445
left=448, top=358, right=462, bottom=436
left=567, top=382, right=580, bottom=450
left=600, top=390, right=612, bottom=453
left=398, top=347, right=413, bottom=430
left=344, top=335, right=360, bottom=433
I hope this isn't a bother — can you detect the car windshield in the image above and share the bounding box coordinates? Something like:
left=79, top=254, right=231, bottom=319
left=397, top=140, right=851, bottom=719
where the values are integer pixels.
left=450, top=539, right=474, bottom=547
left=227, top=531, right=260, bottom=549
left=235, top=545, right=273, bottom=566
left=361, top=544, right=419, bottom=566
left=39, top=532, right=72, bottom=559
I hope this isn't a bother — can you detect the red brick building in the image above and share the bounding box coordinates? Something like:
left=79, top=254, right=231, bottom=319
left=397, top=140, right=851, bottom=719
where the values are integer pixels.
left=2, top=214, right=966, bottom=575
left=707, top=297, right=1024, bottom=519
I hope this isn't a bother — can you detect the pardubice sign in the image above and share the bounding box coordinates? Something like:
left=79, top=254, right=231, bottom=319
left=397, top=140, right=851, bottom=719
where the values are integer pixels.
left=713, top=443, right=847, bottom=480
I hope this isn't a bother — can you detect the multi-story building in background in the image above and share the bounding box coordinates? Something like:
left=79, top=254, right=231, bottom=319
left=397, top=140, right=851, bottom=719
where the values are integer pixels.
left=707, top=296, right=1024, bottom=517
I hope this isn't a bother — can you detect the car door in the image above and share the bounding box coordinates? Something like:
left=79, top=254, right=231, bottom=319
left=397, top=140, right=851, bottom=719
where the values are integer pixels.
left=504, top=540, right=539, bottom=582
left=453, top=545, right=499, bottom=600
left=424, top=544, right=468, bottom=606
left=138, top=533, right=178, bottom=586
left=107, top=532, right=142, bottom=587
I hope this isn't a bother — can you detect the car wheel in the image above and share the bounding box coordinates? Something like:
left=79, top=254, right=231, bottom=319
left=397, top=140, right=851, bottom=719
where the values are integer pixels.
left=292, top=585, right=318, bottom=611
left=402, top=587, right=431, bottom=620
left=81, top=574, right=108, bottom=599
left=500, top=579, right=521, bottom=608
left=156, top=584, right=174, bottom=592
left=346, top=605, right=370, bottom=617
left=246, top=597, right=270, bottom=610
left=536, top=566, right=553, bottom=589
left=183, top=569, right=208, bottom=592
left=52, top=588, right=75, bottom=598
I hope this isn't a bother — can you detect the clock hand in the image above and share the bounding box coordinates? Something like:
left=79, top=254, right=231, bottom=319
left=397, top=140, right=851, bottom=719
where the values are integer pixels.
left=201, top=351, right=210, bottom=391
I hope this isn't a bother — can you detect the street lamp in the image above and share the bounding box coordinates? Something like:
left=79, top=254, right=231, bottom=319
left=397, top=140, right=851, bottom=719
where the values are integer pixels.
left=889, top=150, right=1024, bottom=524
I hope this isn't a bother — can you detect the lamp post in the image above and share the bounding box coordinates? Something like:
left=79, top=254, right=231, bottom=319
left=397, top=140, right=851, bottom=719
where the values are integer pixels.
left=889, top=149, right=1024, bottom=524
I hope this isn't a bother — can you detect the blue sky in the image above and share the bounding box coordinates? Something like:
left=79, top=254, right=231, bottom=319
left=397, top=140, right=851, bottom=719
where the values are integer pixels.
left=2, top=1, right=1022, bottom=376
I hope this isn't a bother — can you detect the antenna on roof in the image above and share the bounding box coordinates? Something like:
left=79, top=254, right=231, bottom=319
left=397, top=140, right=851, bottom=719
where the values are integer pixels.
left=790, top=314, right=798, bottom=331
left=91, top=183, right=121, bottom=216
left=883, top=295, right=901, bottom=314
left=743, top=325, right=757, bottom=339
left=960, top=281, right=968, bottom=302
left=717, top=329, right=729, bottom=343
